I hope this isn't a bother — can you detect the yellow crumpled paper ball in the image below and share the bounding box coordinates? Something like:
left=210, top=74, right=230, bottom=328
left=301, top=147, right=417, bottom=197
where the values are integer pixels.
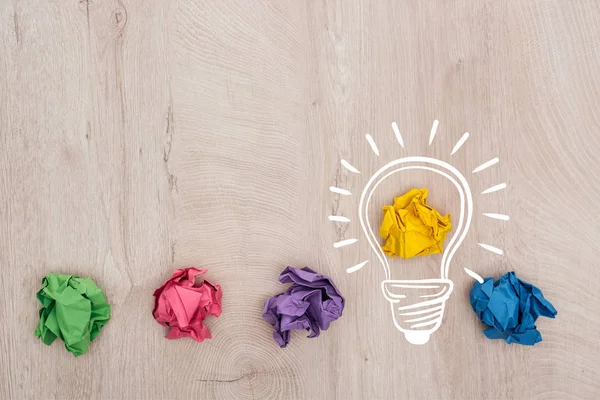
left=379, top=188, right=452, bottom=259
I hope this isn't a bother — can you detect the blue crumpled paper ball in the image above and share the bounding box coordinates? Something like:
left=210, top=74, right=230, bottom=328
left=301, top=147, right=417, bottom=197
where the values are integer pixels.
left=470, top=271, right=557, bottom=346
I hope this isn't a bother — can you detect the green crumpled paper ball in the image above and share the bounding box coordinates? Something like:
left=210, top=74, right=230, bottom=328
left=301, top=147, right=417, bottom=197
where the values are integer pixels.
left=34, top=274, right=111, bottom=357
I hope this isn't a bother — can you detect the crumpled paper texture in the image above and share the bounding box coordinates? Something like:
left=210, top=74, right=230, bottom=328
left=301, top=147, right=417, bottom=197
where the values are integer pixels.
left=263, top=266, right=345, bottom=348
left=470, top=271, right=557, bottom=346
left=153, top=267, right=223, bottom=342
left=34, top=273, right=111, bottom=357
left=379, top=188, right=452, bottom=259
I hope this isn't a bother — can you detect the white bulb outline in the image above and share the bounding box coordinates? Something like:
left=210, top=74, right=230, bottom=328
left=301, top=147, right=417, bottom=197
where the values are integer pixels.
left=357, top=157, right=474, bottom=344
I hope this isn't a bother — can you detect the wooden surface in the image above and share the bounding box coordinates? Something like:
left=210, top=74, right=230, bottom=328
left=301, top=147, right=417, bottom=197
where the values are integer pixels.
left=1, top=1, right=600, bottom=399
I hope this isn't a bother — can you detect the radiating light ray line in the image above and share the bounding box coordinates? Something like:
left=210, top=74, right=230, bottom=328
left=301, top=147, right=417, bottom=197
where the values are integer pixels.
left=481, top=183, right=507, bottom=194
left=391, top=122, right=404, bottom=148
left=483, top=213, right=510, bottom=221
left=329, top=186, right=352, bottom=195
left=464, top=268, right=484, bottom=283
left=333, top=238, right=358, bottom=248
left=341, top=159, right=360, bottom=174
left=346, top=260, right=369, bottom=274
left=328, top=215, right=351, bottom=223
left=410, top=320, right=439, bottom=329
left=365, top=134, right=380, bottom=156
left=473, top=157, right=499, bottom=173
left=404, top=311, right=443, bottom=323
left=451, top=132, right=470, bottom=155
left=429, top=119, right=439, bottom=145
left=478, top=243, right=504, bottom=255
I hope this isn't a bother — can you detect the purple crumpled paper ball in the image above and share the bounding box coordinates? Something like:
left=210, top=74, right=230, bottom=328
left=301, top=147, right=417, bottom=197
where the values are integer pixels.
left=262, top=266, right=345, bottom=348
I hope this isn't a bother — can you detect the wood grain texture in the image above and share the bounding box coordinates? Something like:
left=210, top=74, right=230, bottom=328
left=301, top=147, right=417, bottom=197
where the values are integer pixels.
left=1, top=0, right=599, bottom=399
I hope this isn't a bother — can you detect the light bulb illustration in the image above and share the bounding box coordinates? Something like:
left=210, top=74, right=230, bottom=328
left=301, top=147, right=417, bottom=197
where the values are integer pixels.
left=359, top=157, right=472, bottom=345
left=329, top=120, right=508, bottom=345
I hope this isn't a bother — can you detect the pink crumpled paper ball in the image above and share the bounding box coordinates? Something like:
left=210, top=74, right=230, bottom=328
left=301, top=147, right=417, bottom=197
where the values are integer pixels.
left=152, top=267, right=223, bottom=342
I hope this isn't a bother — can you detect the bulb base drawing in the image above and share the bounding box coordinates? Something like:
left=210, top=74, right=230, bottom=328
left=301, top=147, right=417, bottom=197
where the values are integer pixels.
left=381, top=279, right=454, bottom=345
